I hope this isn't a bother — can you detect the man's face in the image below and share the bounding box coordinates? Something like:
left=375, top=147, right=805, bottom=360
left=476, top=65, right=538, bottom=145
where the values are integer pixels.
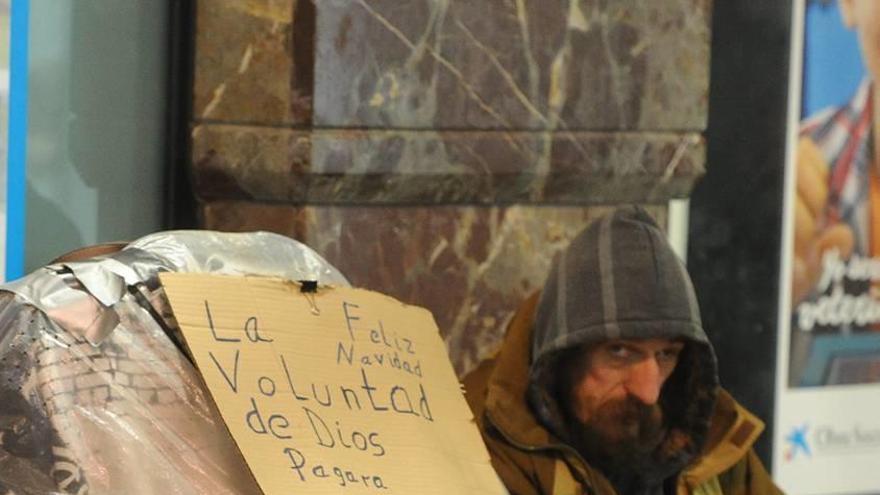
left=562, top=338, right=685, bottom=462
left=840, top=0, right=880, bottom=83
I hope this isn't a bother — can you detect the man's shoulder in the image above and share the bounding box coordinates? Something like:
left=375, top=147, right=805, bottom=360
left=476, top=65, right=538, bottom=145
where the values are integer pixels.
left=462, top=360, right=560, bottom=495
left=462, top=291, right=542, bottom=420
left=683, top=389, right=766, bottom=487
left=697, top=391, right=783, bottom=495
left=711, top=389, right=765, bottom=450
left=462, top=354, right=496, bottom=421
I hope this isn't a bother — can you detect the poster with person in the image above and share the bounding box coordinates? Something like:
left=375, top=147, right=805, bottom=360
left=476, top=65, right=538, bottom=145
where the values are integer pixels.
left=776, top=1, right=880, bottom=493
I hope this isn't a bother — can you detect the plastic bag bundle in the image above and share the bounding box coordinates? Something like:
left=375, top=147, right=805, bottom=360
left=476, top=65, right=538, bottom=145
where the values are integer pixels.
left=0, top=231, right=348, bottom=494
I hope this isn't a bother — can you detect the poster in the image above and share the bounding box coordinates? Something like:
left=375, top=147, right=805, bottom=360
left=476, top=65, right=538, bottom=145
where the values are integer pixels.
left=776, top=1, right=880, bottom=493
left=160, top=273, right=507, bottom=495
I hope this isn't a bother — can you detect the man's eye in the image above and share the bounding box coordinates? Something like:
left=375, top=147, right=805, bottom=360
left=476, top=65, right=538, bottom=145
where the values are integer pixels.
left=658, top=348, right=682, bottom=362
left=607, top=345, right=630, bottom=358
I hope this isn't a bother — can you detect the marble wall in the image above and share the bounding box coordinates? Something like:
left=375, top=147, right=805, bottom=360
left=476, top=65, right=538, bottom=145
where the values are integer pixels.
left=190, top=0, right=710, bottom=375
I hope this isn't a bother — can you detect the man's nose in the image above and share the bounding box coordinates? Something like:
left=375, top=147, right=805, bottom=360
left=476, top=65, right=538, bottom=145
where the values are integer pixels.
left=625, top=358, right=663, bottom=405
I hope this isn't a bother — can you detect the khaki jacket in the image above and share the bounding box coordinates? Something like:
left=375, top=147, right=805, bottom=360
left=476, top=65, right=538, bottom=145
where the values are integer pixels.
left=464, top=294, right=784, bottom=495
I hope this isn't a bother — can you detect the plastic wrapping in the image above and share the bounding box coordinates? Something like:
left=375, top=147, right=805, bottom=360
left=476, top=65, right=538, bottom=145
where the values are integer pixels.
left=0, top=231, right=349, bottom=494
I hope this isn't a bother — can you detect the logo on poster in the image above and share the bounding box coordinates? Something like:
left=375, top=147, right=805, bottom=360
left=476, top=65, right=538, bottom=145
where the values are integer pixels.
left=784, top=421, right=880, bottom=462
left=784, top=424, right=811, bottom=461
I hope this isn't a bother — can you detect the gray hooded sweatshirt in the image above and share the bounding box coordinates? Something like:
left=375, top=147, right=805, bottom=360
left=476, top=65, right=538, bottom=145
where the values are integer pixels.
left=526, top=206, right=720, bottom=495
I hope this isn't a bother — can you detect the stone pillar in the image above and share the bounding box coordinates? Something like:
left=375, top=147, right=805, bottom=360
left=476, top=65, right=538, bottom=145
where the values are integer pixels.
left=190, top=0, right=711, bottom=374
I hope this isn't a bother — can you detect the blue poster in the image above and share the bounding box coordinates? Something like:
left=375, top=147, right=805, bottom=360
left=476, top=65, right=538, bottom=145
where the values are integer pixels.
left=4, top=0, right=26, bottom=282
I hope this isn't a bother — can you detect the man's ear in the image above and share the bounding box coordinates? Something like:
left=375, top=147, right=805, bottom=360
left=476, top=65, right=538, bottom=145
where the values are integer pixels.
left=840, top=0, right=857, bottom=29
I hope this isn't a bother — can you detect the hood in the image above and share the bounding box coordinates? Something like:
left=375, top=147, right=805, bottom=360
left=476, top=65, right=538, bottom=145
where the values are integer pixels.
left=526, top=206, right=719, bottom=487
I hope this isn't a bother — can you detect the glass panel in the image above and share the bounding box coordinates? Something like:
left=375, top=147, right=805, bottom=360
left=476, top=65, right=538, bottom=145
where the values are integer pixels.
left=25, top=0, right=167, bottom=272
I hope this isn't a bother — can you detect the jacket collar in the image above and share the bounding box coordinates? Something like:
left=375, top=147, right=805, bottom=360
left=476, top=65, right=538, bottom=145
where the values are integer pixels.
left=484, top=293, right=554, bottom=448
left=682, top=389, right=764, bottom=487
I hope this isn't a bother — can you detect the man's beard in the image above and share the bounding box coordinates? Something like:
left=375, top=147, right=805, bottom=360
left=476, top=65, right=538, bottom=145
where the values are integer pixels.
left=564, top=395, right=667, bottom=480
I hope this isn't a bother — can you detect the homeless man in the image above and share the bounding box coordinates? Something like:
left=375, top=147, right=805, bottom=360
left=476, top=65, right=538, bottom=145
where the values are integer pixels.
left=464, top=206, right=782, bottom=495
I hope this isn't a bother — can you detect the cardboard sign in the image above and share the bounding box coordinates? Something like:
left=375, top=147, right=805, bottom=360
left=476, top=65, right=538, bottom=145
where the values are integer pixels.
left=160, top=273, right=506, bottom=495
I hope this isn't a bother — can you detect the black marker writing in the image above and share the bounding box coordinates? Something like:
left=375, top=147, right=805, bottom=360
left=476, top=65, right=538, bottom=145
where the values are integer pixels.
left=209, top=349, right=239, bottom=393
left=258, top=376, right=276, bottom=397
left=205, top=300, right=240, bottom=342
left=343, top=302, right=360, bottom=341
left=280, top=354, right=309, bottom=401
left=337, top=341, right=354, bottom=365
left=284, top=447, right=307, bottom=481
left=283, top=447, right=389, bottom=489
left=360, top=367, right=389, bottom=412
left=390, top=385, right=417, bottom=416
left=370, top=321, right=416, bottom=355
left=336, top=341, right=423, bottom=378
left=245, top=398, right=292, bottom=439
left=303, top=407, right=385, bottom=457
left=245, top=316, right=273, bottom=343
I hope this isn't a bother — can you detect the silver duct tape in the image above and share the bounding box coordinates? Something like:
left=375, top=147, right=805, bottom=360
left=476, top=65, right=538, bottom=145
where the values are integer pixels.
left=56, top=248, right=170, bottom=307
left=64, top=262, right=127, bottom=307
left=107, top=247, right=175, bottom=285
left=125, top=230, right=350, bottom=286
left=3, top=268, right=80, bottom=313
left=0, top=230, right=350, bottom=347
left=0, top=268, right=117, bottom=346
left=31, top=251, right=165, bottom=344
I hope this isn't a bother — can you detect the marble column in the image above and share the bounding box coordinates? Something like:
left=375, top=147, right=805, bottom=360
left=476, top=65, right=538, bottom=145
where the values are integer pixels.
left=190, top=0, right=711, bottom=374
